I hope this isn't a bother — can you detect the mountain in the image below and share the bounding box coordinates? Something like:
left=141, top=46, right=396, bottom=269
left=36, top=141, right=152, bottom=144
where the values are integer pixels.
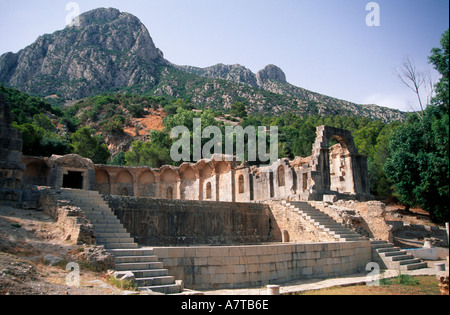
left=0, top=7, right=406, bottom=122
left=0, top=8, right=166, bottom=100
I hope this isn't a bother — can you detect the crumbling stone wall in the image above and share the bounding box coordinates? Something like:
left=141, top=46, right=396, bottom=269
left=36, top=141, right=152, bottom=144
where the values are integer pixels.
left=0, top=95, right=25, bottom=206
left=267, top=201, right=336, bottom=243
left=311, top=200, right=393, bottom=242
left=20, top=126, right=372, bottom=204
left=38, top=188, right=95, bottom=245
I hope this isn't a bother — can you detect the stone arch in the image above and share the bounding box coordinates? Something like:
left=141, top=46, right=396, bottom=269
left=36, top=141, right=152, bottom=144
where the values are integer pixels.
left=205, top=182, right=212, bottom=200
left=160, top=167, right=178, bottom=199
left=214, top=161, right=230, bottom=175
left=310, top=125, right=370, bottom=197
left=238, top=174, right=245, bottom=194
left=197, top=161, right=214, bottom=201
left=277, top=165, right=285, bottom=187
left=95, top=169, right=110, bottom=195
left=137, top=170, right=156, bottom=197
left=114, top=170, right=134, bottom=196
left=180, top=164, right=197, bottom=200
left=214, top=160, right=232, bottom=202
left=166, top=186, right=174, bottom=200
left=23, top=160, right=49, bottom=186
left=312, top=126, right=358, bottom=156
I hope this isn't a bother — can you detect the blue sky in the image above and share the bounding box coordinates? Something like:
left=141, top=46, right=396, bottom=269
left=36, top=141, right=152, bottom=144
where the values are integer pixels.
left=0, top=0, right=448, bottom=112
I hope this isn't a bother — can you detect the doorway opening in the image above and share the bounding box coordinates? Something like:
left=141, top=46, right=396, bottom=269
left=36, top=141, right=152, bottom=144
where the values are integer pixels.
left=63, top=171, right=83, bottom=189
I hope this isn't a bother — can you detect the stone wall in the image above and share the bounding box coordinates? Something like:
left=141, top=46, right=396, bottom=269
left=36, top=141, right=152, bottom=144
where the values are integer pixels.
left=104, top=196, right=275, bottom=246
left=0, top=94, right=25, bottom=206
left=266, top=201, right=336, bottom=243
left=38, top=188, right=96, bottom=245
left=311, top=200, right=393, bottom=242
left=20, top=125, right=373, bottom=204
left=152, top=241, right=372, bottom=290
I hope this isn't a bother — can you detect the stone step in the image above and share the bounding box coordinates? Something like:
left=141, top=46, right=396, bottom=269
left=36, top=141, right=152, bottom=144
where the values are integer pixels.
left=139, top=284, right=182, bottom=295
left=88, top=218, right=121, bottom=224
left=316, top=223, right=346, bottom=229
left=97, top=232, right=131, bottom=239
left=103, top=243, right=139, bottom=249
left=379, top=250, right=407, bottom=258
left=334, top=233, right=362, bottom=239
left=97, top=237, right=136, bottom=244
left=94, top=223, right=126, bottom=229
left=108, top=248, right=155, bottom=257
left=376, top=247, right=401, bottom=254
left=114, top=255, right=159, bottom=264
left=327, top=229, right=355, bottom=235
left=115, top=262, right=164, bottom=271
left=136, top=276, right=175, bottom=287
left=339, top=237, right=367, bottom=242
left=302, top=215, right=335, bottom=222
left=384, top=254, right=415, bottom=262
left=400, top=262, right=429, bottom=271
left=96, top=227, right=128, bottom=234
left=132, top=269, right=169, bottom=278
left=310, top=219, right=339, bottom=226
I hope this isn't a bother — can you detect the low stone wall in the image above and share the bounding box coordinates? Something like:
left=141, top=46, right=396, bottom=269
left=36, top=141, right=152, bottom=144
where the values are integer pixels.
left=104, top=196, right=275, bottom=246
left=152, top=241, right=372, bottom=290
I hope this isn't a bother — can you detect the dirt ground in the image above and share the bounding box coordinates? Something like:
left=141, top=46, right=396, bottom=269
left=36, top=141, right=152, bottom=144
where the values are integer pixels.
left=0, top=206, right=137, bottom=295
left=123, top=108, right=166, bottom=137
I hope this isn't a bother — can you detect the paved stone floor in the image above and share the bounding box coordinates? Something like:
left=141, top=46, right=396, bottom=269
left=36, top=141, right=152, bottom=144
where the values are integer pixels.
left=179, top=260, right=447, bottom=295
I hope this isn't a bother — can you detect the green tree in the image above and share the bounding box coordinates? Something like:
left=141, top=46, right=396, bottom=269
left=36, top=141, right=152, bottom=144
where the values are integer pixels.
left=429, top=29, right=449, bottom=111
left=70, top=127, right=110, bottom=164
left=230, top=102, right=248, bottom=118
left=33, top=113, right=55, bottom=131
left=385, top=30, right=449, bottom=222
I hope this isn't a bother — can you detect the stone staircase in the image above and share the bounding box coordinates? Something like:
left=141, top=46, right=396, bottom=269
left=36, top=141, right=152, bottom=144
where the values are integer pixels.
left=281, top=200, right=428, bottom=272
left=370, top=240, right=428, bottom=271
left=282, top=201, right=367, bottom=242
left=61, top=188, right=182, bottom=294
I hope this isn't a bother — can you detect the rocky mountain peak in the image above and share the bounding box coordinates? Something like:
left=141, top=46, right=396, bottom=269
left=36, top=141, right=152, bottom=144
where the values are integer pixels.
left=0, top=7, right=166, bottom=99
left=256, top=64, right=287, bottom=85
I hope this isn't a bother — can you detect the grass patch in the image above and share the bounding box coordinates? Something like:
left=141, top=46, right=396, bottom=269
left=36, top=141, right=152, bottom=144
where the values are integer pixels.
left=297, top=276, right=441, bottom=295
left=107, top=276, right=138, bottom=291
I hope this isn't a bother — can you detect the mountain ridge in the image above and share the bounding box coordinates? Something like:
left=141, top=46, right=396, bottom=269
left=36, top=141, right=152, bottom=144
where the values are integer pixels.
left=0, top=7, right=406, bottom=122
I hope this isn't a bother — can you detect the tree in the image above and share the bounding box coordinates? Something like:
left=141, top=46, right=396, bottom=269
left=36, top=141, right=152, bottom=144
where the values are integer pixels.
left=230, top=102, right=248, bottom=118
left=395, top=57, right=434, bottom=118
left=429, top=29, right=449, bottom=111
left=70, top=127, right=110, bottom=164
left=385, top=30, right=449, bottom=223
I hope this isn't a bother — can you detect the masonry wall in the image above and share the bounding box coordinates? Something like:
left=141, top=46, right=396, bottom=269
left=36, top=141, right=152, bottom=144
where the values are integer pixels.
left=104, top=196, right=276, bottom=246
left=153, top=241, right=372, bottom=290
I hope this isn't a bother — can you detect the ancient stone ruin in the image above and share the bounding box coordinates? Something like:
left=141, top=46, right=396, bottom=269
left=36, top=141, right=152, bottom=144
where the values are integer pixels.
left=0, top=94, right=25, bottom=207
left=3, top=108, right=442, bottom=293
left=21, top=125, right=372, bottom=203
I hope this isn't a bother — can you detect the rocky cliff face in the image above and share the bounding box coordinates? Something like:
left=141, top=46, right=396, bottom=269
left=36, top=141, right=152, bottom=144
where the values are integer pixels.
left=256, top=64, right=287, bottom=86
left=176, top=63, right=288, bottom=89
left=0, top=8, right=167, bottom=100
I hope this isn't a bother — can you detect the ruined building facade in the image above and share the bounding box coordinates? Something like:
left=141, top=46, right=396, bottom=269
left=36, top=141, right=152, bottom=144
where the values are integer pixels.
left=0, top=95, right=25, bottom=206
left=20, top=125, right=372, bottom=203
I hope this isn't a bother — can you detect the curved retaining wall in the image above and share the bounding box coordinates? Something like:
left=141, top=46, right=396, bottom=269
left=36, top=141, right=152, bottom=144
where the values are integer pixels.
left=152, top=241, right=372, bottom=290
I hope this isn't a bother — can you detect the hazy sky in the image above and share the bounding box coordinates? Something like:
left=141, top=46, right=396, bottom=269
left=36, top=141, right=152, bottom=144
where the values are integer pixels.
left=0, top=0, right=448, bottom=112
